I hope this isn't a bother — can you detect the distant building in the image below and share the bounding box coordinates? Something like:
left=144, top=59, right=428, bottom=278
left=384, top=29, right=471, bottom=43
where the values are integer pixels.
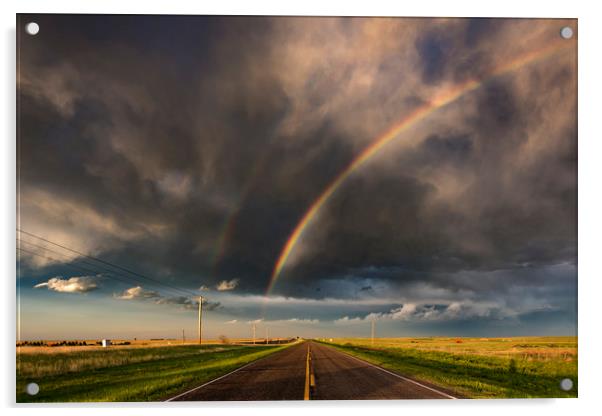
left=101, top=339, right=111, bottom=347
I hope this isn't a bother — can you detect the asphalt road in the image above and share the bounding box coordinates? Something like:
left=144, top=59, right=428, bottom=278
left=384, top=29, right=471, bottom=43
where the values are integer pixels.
left=168, top=341, right=308, bottom=401
left=167, top=341, right=456, bottom=401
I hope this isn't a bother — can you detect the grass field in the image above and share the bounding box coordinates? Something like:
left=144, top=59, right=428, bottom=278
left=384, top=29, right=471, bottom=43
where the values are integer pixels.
left=321, top=337, right=577, bottom=398
left=17, top=343, right=289, bottom=402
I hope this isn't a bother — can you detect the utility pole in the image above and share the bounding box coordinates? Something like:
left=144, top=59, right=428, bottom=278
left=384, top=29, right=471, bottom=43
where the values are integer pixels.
left=182, top=328, right=185, bottom=344
left=252, top=324, right=256, bottom=345
left=265, top=327, right=269, bottom=344
left=198, top=296, right=203, bottom=345
left=371, top=319, right=375, bottom=347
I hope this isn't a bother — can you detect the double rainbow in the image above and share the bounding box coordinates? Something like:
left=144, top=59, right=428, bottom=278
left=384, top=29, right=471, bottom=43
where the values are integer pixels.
left=267, top=39, right=574, bottom=294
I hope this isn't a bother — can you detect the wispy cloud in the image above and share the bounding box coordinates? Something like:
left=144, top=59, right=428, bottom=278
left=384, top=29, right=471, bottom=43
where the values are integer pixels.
left=156, top=296, right=221, bottom=311
left=222, top=293, right=402, bottom=306
left=114, top=286, right=221, bottom=311
left=238, top=318, right=320, bottom=326
left=154, top=295, right=197, bottom=309
left=34, top=276, right=98, bottom=293
left=283, top=318, right=320, bottom=324
left=225, top=319, right=238, bottom=324
left=336, top=301, right=507, bottom=323
left=246, top=318, right=320, bottom=325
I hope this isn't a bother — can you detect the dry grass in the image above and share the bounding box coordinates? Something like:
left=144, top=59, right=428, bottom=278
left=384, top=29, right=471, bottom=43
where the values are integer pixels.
left=18, top=340, right=215, bottom=355
left=17, top=345, right=234, bottom=378
left=17, top=344, right=289, bottom=402
left=16, top=337, right=288, bottom=354
left=328, top=336, right=577, bottom=362
left=322, top=336, right=577, bottom=398
left=16, top=337, right=294, bottom=378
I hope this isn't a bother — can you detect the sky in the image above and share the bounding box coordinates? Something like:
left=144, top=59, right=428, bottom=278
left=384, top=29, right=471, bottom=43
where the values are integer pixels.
left=16, top=15, right=577, bottom=340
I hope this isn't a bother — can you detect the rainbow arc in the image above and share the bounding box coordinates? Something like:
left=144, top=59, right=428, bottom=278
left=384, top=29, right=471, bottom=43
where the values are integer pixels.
left=267, top=40, right=574, bottom=295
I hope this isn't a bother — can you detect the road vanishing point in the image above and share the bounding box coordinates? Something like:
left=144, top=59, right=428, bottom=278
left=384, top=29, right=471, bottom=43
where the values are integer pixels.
left=166, top=340, right=458, bottom=401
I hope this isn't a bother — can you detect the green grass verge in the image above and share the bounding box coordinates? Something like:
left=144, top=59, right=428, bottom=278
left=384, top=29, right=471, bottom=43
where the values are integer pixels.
left=17, top=344, right=288, bottom=402
left=320, top=341, right=577, bottom=399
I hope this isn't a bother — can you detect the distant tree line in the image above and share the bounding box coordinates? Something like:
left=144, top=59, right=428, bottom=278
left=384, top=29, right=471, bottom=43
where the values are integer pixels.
left=17, top=340, right=130, bottom=347
left=17, top=340, right=89, bottom=347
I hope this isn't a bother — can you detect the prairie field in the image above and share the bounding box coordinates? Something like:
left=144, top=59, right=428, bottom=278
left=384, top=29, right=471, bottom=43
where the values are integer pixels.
left=16, top=337, right=288, bottom=353
left=16, top=343, right=289, bottom=402
left=322, top=336, right=577, bottom=398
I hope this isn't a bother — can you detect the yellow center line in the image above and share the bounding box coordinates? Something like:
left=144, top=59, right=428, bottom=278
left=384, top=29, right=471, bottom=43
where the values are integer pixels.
left=304, top=343, right=312, bottom=400
left=309, top=346, right=315, bottom=388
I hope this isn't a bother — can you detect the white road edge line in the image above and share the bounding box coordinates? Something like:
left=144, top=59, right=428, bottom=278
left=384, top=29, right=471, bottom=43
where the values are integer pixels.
left=164, top=342, right=301, bottom=402
left=164, top=359, right=259, bottom=402
left=332, top=346, right=458, bottom=399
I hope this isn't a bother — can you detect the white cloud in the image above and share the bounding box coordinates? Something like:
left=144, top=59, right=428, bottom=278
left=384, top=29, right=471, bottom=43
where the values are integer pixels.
left=397, top=302, right=499, bottom=321
left=199, top=285, right=210, bottom=291
left=33, top=276, right=98, bottom=293
left=389, top=303, right=418, bottom=320
left=216, top=278, right=239, bottom=291
left=364, top=313, right=381, bottom=321
left=334, top=316, right=363, bottom=324
left=114, top=286, right=160, bottom=300
left=340, top=301, right=505, bottom=323
left=250, top=318, right=320, bottom=325
left=225, top=319, right=238, bottom=324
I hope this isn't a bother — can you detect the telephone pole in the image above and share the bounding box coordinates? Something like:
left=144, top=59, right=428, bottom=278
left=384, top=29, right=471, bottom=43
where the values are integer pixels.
left=198, top=296, right=203, bottom=345
left=371, top=319, right=375, bottom=347
left=182, top=328, right=185, bottom=344
left=252, top=324, right=256, bottom=345
left=265, top=327, right=269, bottom=344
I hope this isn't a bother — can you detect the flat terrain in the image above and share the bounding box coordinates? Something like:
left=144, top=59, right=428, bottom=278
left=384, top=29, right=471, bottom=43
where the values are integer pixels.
left=17, top=337, right=576, bottom=401
left=170, top=341, right=455, bottom=401
left=17, top=337, right=290, bottom=353
left=323, top=337, right=577, bottom=398
left=17, top=343, right=287, bottom=402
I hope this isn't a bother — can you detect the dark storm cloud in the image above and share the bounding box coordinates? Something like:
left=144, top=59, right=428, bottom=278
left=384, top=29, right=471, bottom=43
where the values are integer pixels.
left=464, top=18, right=502, bottom=47
left=415, top=18, right=499, bottom=85
left=419, top=134, right=473, bottom=163
left=416, top=30, right=454, bottom=83
left=18, top=14, right=576, bottom=330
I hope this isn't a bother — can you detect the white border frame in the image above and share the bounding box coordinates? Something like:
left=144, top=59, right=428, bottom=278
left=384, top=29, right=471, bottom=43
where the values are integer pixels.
left=2, top=1, right=600, bottom=415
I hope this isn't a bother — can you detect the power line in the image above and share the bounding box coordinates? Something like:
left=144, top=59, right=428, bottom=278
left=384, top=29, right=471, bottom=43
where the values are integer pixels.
left=18, top=246, right=208, bottom=329
left=17, top=238, right=192, bottom=299
left=17, top=246, right=140, bottom=289
left=17, top=229, right=198, bottom=297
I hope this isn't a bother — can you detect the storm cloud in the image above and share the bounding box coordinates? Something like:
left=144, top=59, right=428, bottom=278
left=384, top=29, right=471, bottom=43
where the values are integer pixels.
left=17, top=15, right=577, bottom=334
